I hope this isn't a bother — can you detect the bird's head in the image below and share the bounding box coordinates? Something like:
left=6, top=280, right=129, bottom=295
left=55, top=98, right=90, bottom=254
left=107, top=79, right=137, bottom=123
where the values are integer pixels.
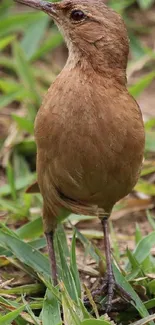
left=15, top=0, right=129, bottom=75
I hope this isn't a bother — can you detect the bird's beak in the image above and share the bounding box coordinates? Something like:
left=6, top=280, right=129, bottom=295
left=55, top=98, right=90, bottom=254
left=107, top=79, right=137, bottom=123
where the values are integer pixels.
left=14, top=0, right=59, bottom=18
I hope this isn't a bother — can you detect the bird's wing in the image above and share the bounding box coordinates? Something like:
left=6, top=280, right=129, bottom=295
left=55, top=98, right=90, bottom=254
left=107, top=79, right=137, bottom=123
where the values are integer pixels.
left=26, top=181, right=40, bottom=193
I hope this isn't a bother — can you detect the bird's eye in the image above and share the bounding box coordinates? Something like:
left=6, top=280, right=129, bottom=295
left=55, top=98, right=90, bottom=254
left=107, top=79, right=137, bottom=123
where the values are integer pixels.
left=70, top=9, right=86, bottom=22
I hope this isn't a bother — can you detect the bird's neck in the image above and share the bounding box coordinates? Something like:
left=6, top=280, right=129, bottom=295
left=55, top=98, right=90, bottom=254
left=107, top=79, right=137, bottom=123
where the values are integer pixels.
left=65, top=43, right=127, bottom=85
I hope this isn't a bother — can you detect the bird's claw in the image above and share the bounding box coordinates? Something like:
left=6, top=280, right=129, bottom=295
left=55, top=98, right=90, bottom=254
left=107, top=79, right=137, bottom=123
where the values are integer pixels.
left=84, top=273, right=132, bottom=313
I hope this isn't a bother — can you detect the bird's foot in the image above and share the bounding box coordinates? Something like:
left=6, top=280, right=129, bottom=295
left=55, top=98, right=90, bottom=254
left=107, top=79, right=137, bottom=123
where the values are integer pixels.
left=84, top=273, right=132, bottom=313
left=101, top=272, right=115, bottom=312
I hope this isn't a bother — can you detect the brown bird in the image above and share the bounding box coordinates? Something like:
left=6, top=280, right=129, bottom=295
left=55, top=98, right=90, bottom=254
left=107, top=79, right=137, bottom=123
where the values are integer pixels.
left=15, top=0, right=145, bottom=311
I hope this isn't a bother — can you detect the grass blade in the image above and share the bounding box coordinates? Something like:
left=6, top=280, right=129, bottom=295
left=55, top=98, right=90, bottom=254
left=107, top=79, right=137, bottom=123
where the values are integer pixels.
left=131, top=314, right=155, bottom=325
left=80, top=320, right=111, bottom=325
left=12, top=114, right=34, bottom=134
left=13, top=42, right=41, bottom=106
left=113, top=263, right=154, bottom=322
left=6, top=162, right=16, bottom=200
left=42, top=289, right=62, bottom=325
left=70, top=231, right=81, bottom=298
left=16, top=217, right=43, bottom=240
left=55, top=233, right=79, bottom=303
left=0, top=226, right=51, bottom=279
left=21, top=16, right=49, bottom=59
left=129, top=71, right=155, bottom=97
left=0, top=172, right=36, bottom=196
left=132, top=232, right=155, bottom=265
left=0, top=304, right=26, bottom=325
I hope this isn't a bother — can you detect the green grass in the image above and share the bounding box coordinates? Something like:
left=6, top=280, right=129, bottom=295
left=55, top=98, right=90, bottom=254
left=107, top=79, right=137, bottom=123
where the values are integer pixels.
left=0, top=0, right=155, bottom=324
left=0, top=222, right=155, bottom=324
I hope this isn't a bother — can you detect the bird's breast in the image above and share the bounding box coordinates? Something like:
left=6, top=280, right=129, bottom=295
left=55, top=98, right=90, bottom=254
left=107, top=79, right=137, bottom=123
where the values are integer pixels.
left=35, top=71, right=145, bottom=209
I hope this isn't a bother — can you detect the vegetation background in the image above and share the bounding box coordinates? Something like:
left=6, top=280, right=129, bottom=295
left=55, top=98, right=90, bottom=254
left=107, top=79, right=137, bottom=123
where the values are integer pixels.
left=0, top=0, right=155, bottom=324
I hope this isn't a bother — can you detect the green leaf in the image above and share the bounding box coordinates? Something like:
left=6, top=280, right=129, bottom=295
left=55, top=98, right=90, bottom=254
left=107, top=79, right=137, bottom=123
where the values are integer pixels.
left=145, top=131, right=155, bottom=152
left=42, top=289, right=62, bottom=325
left=0, top=56, right=15, bottom=70
left=145, top=299, right=155, bottom=310
left=141, top=166, right=155, bottom=177
left=12, top=114, right=34, bottom=134
left=80, top=320, right=111, bottom=325
left=148, top=280, right=155, bottom=295
left=16, top=139, right=36, bottom=155
left=0, top=0, right=12, bottom=18
left=0, top=78, right=19, bottom=93
left=129, top=32, right=146, bottom=59
left=16, top=217, right=43, bottom=240
left=55, top=224, right=70, bottom=257
left=126, top=231, right=155, bottom=276
left=0, top=283, right=44, bottom=296
left=13, top=42, right=41, bottom=106
left=135, top=224, right=143, bottom=244
left=126, top=248, right=142, bottom=272
left=0, top=296, right=16, bottom=308
left=55, top=233, right=79, bottom=302
left=137, top=0, right=155, bottom=10
left=78, top=300, right=92, bottom=320
left=126, top=267, right=143, bottom=282
left=126, top=249, right=149, bottom=283
left=22, top=296, right=40, bottom=325
left=0, top=198, right=20, bottom=217
left=61, top=284, right=81, bottom=325
left=0, top=227, right=51, bottom=279
left=0, top=304, right=25, bottom=325
left=29, top=237, right=46, bottom=250
left=0, top=172, right=36, bottom=196
left=6, top=162, right=16, bottom=200
left=39, top=274, right=61, bottom=303
left=31, top=31, right=63, bottom=61
left=135, top=180, right=155, bottom=196
left=147, top=210, right=155, bottom=230
left=145, top=118, right=155, bottom=131
left=0, top=89, right=28, bottom=108
left=13, top=153, right=31, bottom=179
left=0, top=35, right=15, bottom=50
left=70, top=231, right=81, bottom=298
left=0, top=12, right=44, bottom=37
left=109, top=0, right=135, bottom=12
left=21, top=16, right=49, bottom=59
left=133, top=231, right=155, bottom=264
left=76, top=229, right=99, bottom=263
left=113, top=263, right=153, bottom=321
left=130, top=313, right=155, bottom=325
left=129, top=71, right=155, bottom=97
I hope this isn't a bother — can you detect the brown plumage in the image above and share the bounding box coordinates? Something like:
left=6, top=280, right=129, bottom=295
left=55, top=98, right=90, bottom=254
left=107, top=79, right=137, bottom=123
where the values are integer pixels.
left=16, top=0, right=145, bottom=312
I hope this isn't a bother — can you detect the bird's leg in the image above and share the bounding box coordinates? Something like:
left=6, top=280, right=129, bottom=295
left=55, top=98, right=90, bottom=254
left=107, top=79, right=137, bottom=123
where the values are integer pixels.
left=45, top=230, right=58, bottom=286
left=101, top=218, right=115, bottom=312
left=43, top=204, right=58, bottom=286
left=100, top=218, right=132, bottom=312
left=84, top=215, right=133, bottom=311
